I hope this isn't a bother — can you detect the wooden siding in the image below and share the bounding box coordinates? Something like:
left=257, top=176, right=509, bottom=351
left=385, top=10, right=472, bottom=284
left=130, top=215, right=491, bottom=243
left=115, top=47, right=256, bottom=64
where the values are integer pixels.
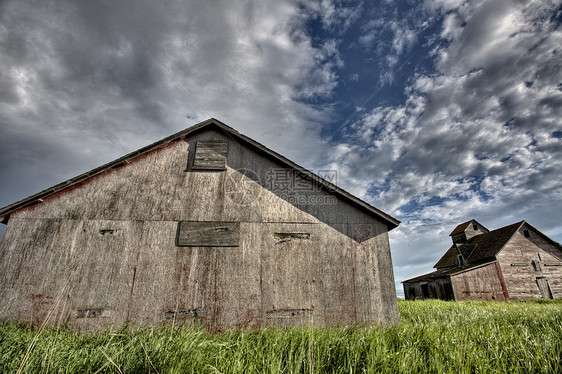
left=450, top=262, right=507, bottom=301
left=496, top=224, right=562, bottom=299
left=0, top=219, right=396, bottom=331
left=0, top=129, right=398, bottom=331
left=9, top=130, right=382, bottom=225
left=0, top=218, right=140, bottom=330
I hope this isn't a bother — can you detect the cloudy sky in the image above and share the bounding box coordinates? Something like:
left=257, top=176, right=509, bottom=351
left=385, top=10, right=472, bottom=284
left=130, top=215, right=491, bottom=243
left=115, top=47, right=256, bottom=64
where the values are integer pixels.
left=1, top=0, right=561, bottom=297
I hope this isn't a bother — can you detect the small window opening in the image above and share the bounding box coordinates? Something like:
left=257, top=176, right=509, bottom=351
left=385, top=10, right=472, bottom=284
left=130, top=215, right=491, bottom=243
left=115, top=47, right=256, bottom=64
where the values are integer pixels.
left=473, top=224, right=478, bottom=230
left=523, top=230, right=530, bottom=238
left=456, top=254, right=467, bottom=267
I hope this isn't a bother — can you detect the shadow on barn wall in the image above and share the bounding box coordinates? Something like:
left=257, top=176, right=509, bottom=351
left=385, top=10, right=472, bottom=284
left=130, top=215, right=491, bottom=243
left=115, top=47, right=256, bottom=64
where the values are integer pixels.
left=0, top=118, right=400, bottom=332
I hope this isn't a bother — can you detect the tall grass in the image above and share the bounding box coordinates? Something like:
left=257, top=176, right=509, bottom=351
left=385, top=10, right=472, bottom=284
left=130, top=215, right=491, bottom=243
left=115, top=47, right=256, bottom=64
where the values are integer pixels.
left=1, top=299, right=561, bottom=373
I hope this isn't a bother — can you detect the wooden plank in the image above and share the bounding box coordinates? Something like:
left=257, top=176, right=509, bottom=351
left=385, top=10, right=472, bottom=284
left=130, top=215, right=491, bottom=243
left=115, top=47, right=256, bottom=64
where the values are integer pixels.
left=128, top=221, right=219, bottom=330
left=192, top=140, right=228, bottom=170
left=536, top=277, right=553, bottom=299
left=177, top=221, right=239, bottom=247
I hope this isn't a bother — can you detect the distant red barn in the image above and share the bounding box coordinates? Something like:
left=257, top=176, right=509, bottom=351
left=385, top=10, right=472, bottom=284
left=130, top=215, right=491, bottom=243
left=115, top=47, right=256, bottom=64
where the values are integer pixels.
left=403, top=220, right=562, bottom=301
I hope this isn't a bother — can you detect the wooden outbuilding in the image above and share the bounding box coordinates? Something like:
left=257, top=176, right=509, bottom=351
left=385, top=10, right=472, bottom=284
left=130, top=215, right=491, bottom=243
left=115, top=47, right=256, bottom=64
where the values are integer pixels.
left=403, top=219, right=562, bottom=301
left=0, top=118, right=400, bottom=331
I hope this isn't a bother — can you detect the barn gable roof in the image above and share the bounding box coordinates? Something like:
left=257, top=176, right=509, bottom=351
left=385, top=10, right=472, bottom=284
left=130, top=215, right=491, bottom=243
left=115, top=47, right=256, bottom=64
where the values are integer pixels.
left=449, top=219, right=488, bottom=236
left=435, top=221, right=523, bottom=269
left=448, top=220, right=472, bottom=236
left=404, top=220, right=562, bottom=284
left=0, top=118, right=400, bottom=229
left=404, top=221, right=523, bottom=283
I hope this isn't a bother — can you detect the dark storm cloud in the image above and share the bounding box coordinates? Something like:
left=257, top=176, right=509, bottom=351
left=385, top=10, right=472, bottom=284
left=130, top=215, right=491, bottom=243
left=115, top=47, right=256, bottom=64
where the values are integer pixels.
left=0, top=0, right=340, bottom=211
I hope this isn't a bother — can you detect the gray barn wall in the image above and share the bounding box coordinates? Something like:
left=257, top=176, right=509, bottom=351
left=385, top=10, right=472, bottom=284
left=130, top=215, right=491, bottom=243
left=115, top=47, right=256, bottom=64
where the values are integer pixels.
left=0, top=129, right=398, bottom=331
left=496, top=225, right=562, bottom=299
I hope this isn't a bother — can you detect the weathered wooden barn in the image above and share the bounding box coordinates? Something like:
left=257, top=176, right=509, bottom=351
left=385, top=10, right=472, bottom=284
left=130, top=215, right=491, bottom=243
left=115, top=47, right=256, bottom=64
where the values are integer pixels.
left=403, top=220, right=562, bottom=301
left=0, top=118, right=400, bottom=332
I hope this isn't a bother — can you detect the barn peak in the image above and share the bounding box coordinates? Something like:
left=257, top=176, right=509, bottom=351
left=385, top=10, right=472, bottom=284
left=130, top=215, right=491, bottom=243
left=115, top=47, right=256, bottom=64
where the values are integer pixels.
left=449, top=219, right=489, bottom=244
left=0, top=118, right=400, bottom=230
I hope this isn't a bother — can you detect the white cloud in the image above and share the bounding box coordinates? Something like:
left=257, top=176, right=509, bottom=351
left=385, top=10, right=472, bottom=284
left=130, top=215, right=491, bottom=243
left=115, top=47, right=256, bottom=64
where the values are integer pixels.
left=301, top=0, right=363, bottom=32
left=391, top=22, right=418, bottom=55
left=329, top=0, right=562, bottom=292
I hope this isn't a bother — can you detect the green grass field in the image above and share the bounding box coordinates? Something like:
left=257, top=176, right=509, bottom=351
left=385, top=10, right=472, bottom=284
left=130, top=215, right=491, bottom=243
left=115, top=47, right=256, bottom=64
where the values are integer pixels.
left=1, top=299, right=561, bottom=373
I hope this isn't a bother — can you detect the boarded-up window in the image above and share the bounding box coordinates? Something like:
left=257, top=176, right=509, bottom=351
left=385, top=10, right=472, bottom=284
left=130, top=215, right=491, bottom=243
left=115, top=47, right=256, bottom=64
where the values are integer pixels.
left=192, top=140, right=228, bottom=170
left=177, top=221, right=239, bottom=247
left=536, top=277, right=553, bottom=299
left=164, top=308, right=208, bottom=319
left=273, top=232, right=311, bottom=243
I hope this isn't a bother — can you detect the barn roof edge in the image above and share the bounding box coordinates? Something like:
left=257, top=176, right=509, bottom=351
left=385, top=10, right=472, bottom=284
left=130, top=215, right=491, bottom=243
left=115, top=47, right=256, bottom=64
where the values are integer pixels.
left=402, top=259, right=498, bottom=283
left=0, top=118, right=400, bottom=229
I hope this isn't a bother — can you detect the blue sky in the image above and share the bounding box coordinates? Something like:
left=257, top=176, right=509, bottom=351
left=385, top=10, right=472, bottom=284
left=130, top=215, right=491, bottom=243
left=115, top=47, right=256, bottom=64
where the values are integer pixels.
left=0, top=0, right=561, bottom=297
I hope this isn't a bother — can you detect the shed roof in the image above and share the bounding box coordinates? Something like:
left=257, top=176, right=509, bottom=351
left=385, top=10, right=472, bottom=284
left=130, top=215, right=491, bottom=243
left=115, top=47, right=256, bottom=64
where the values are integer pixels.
left=0, top=118, right=400, bottom=229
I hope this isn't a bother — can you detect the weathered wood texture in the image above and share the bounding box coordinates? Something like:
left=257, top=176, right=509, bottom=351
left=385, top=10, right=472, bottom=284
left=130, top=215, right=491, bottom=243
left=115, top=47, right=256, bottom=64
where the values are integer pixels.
left=0, top=218, right=141, bottom=330
left=192, top=140, right=228, bottom=170
left=496, top=224, right=562, bottom=299
left=177, top=221, right=240, bottom=247
left=9, top=130, right=381, bottom=225
left=451, top=222, right=488, bottom=243
left=0, top=129, right=398, bottom=331
left=451, top=262, right=507, bottom=301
